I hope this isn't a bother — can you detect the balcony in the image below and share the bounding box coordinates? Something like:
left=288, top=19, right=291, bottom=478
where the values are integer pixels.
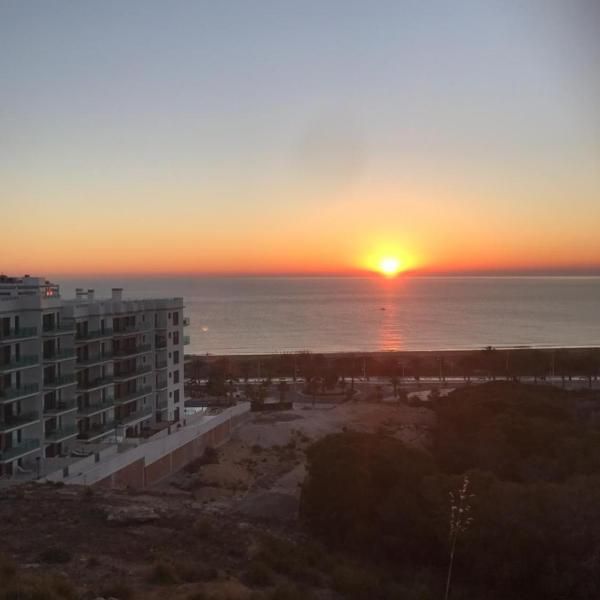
left=75, top=328, right=114, bottom=343
left=114, top=386, right=153, bottom=405
left=0, top=411, right=40, bottom=433
left=113, top=324, right=151, bottom=337
left=74, top=353, right=114, bottom=369
left=113, top=365, right=153, bottom=382
left=155, top=360, right=168, bottom=370
left=77, top=376, right=114, bottom=392
left=183, top=335, right=190, bottom=345
left=155, top=340, right=167, bottom=349
left=77, top=398, right=114, bottom=418
left=156, top=379, right=168, bottom=391
left=183, top=317, right=190, bottom=327
left=117, top=406, right=153, bottom=426
left=43, top=349, right=76, bottom=363
left=43, top=374, right=77, bottom=390
left=0, top=327, right=38, bottom=344
left=113, top=344, right=152, bottom=359
left=0, top=439, right=40, bottom=463
left=44, top=400, right=78, bottom=416
left=45, top=425, right=79, bottom=443
left=78, top=421, right=116, bottom=441
left=42, top=324, right=75, bottom=337
left=0, top=383, right=39, bottom=404
left=0, top=355, right=39, bottom=374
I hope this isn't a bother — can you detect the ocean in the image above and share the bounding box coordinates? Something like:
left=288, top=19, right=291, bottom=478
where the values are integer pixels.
left=54, top=276, right=600, bottom=355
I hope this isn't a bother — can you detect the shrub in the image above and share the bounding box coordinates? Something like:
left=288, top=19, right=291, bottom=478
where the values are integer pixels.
left=193, top=516, right=215, bottom=538
left=0, top=572, right=77, bottom=600
left=99, top=580, right=135, bottom=600
left=0, top=553, right=17, bottom=583
left=243, top=561, right=275, bottom=587
left=331, top=565, right=380, bottom=600
left=150, top=560, right=179, bottom=585
left=38, top=546, right=72, bottom=564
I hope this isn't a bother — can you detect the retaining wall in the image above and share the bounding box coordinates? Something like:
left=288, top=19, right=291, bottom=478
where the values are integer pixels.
left=56, top=403, right=250, bottom=488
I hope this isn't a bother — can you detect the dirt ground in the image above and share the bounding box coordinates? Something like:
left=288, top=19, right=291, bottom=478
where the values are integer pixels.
left=0, top=399, right=435, bottom=599
left=162, top=399, right=435, bottom=522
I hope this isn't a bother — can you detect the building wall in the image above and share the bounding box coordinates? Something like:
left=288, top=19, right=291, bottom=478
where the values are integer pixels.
left=54, top=403, right=250, bottom=488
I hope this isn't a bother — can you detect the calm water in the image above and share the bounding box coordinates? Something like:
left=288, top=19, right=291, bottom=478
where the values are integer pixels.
left=56, top=277, right=600, bottom=355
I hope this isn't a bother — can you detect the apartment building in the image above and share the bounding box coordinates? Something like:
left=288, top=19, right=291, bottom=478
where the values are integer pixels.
left=0, top=275, right=188, bottom=477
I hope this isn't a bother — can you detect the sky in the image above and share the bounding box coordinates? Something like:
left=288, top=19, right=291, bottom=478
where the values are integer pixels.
left=1, top=0, right=599, bottom=276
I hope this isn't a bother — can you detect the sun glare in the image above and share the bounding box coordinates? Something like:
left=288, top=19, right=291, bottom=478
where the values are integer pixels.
left=378, top=256, right=402, bottom=277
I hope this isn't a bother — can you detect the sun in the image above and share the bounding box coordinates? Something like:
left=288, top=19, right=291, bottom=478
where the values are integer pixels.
left=378, top=256, right=402, bottom=277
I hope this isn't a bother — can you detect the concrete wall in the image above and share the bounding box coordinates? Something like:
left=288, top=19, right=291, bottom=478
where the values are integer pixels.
left=56, top=403, right=249, bottom=488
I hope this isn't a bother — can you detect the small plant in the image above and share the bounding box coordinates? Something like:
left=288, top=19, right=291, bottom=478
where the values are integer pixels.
left=244, top=561, right=275, bottom=587
left=150, top=560, right=179, bottom=585
left=100, top=579, right=135, bottom=599
left=444, top=474, right=474, bottom=600
left=38, top=545, right=72, bottom=564
left=86, top=555, right=100, bottom=568
left=81, top=485, right=94, bottom=499
left=192, top=516, right=214, bottom=538
left=0, top=552, right=17, bottom=583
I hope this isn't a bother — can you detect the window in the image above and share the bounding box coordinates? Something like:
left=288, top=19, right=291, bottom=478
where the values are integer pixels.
left=173, top=351, right=180, bottom=365
left=173, top=331, right=179, bottom=345
left=174, top=389, right=180, bottom=403
left=172, top=311, right=179, bottom=325
left=173, top=370, right=180, bottom=384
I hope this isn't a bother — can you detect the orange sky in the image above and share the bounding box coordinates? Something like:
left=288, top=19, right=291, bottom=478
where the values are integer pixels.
left=2, top=2, right=599, bottom=277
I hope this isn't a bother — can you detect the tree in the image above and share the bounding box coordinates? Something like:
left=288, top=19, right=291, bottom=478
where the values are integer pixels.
left=278, top=379, right=289, bottom=403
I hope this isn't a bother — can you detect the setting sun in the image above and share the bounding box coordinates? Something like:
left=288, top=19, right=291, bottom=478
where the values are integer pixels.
left=378, top=257, right=402, bottom=277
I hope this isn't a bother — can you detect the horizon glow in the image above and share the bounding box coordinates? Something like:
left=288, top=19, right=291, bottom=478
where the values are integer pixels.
left=1, top=1, right=599, bottom=278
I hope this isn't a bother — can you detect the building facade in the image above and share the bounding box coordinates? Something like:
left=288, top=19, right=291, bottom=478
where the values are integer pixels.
left=0, top=275, right=188, bottom=477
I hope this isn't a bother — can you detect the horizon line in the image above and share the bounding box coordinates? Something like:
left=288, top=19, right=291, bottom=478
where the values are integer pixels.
left=41, top=267, right=600, bottom=279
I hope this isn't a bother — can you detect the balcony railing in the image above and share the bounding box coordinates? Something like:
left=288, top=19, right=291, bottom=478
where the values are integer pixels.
left=45, top=425, right=79, bottom=442
left=75, top=328, right=114, bottom=342
left=77, top=398, right=114, bottom=417
left=0, top=439, right=40, bottom=462
left=75, top=353, right=114, bottom=369
left=113, top=365, right=153, bottom=381
left=43, top=374, right=77, bottom=389
left=113, top=324, right=151, bottom=337
left=0, top=383, right=40, bottom=403
left=117, top=406, right=153, bottom=426
left=0, top=411, right=40, bottom=432
left=113, top=344, right=152, bottom=359
left=155, top=360, right=168, bottom=370
left=114, top=386, right=153, bottom=405
left=77, top=376, right=114, bottom=392
left=43, top=349, right=76, bottom=362
left=44, top=400, right=78, bottom=415
left=156, top=379, right=168, bottom=391
left=42, top=324, right=75, bottom=336
left=0, top=327, right=38, bottom=343
left=78, top=421, right=116, bottom=440
left=0, top=355, right=39, bottom=373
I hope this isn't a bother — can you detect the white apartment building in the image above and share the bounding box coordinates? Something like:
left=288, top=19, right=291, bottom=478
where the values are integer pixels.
left=0, top=275, right=188, bottom=477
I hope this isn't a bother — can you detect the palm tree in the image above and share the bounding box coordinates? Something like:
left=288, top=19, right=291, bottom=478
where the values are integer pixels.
left=278, top=380, right=289, bottom=403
